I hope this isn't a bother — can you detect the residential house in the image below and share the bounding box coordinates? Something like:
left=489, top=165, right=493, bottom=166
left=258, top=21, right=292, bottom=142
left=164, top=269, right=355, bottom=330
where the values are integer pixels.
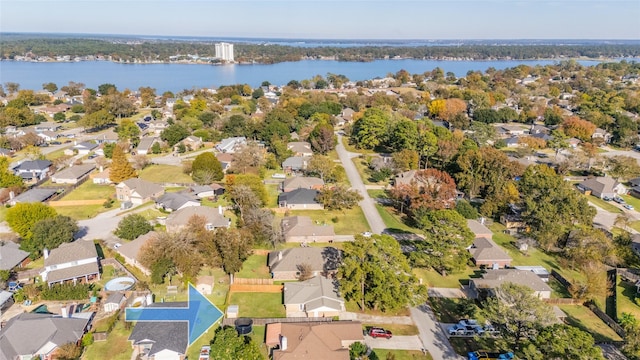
left=577, top=177, right=626, bottom=199
left=278, top=189, right=323, bottom=210
left=341, top=108, right=355, bottom=122
left=215, top=153, right=234, bottom=172
left=282, top=156, right=311, bottom=174
left=116, top=178, right=165, bottom=205
left=568, top=137, right=581, bottom=148
left=175, top=136, right=202, bottom=152
left=281, top=216, right=335, bottom=243
left=631, top=234, right=640, bottom=257
left=92, top=167, right=111, bottom=185
left=148, top=120, right=169, bottom=136
left=118, top=231, right=157, bottom=275
left=281, top=176, right=325, bottom=192
left=513, top=266, right=551, bottom=283
left=0, top=148, right=12, bottom=157
left=0, top=290, right=13, bottom=311
left=592, top=128, right=612, bottom=143
left=504, top=137, right=520, bottom=148
left=0, top=241, right=30, bottom=271
left=73, top=141, right=99, bottom=155
left=35, top=122, right=62, bottom=133
left=469, top=269, right=552, bottom=299
left=9, top=188, right=58, bottom=206
left=284, top=276, right=345, bottom=317
left=37, top=131, right=59, bottom=143
left=40, top=240, right=100, bottom=287
left=500, top=124, right=528, bottom=137
left=103, top=292, right=126, bottom=313
left=0, top=312, right=93, bottom=360
left=468, top=237, right=513, bottom=268
left=287, top=142, right=314, bottom=157
left=129, top=303, right=188, bottom=360
left=137, top=137, right=159, bottom=155
left=216, top=136, right=246, bottom=153
left=94, top=129, right=119, bottom=144
left=467, top=219, right=492, bottom=239
left=165, top=206, right=231, bottom=232
left=189, top=184, right=224, bottom=199
left=529, top=124, right=550, bottom=135
left=268, top=247, right=341, bottom=280
left=155, top=192, right=200, bottom=212
left=51, top=164, right=96, bottom=184
left=13, top=159, right=52, bottom=181
left=265, top=322, right=363, bottom=360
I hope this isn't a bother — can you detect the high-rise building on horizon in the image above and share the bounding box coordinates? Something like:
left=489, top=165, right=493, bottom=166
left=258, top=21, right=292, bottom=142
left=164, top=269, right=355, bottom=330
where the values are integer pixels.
left=215, top=42, right=234, bottom=62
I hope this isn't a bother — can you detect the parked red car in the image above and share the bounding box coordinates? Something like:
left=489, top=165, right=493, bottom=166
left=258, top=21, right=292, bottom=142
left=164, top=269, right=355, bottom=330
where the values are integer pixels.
left=368, top=327, right=393, bottom=339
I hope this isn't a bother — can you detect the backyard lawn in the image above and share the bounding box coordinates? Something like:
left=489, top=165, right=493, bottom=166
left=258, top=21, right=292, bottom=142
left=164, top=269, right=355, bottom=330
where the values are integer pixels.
left=428, top=297, right=478, bottom=324
left=617, top=277, right=640, bottom=319
left=236, top=255, right=270, bottom=279
left=412, top=267, right=477, bottom=288
left=54, top=204, right=109, bottom=220
left=558, top=305, right=623, bottom=342
left=139, top=164, right=194, bottom=184
left=228, top=292, right=285, bottom=318
left=586, top=195, right=623, bottom=213
left=375, top=204, right=419, bottom=233
left=284, top=208, right=370, bottom=234
left=82, top=320, right=133, bottom=360
left=60, top=181, right=115, bottom=201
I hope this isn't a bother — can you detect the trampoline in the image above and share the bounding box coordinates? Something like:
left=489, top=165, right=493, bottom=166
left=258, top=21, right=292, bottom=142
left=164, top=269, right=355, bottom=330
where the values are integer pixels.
left=104, top=277, right=136, bottom=291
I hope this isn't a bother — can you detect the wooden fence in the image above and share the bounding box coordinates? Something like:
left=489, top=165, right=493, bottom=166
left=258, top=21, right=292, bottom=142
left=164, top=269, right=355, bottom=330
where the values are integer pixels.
left=234, top=277, right=274, bottom=285
left=543, top=298, right=583, bottom=305
left=586, top=300, right=626, bottom=338
left=50, top=199, right=106, bottom=206
left=222, top=317, right=335, bottom=326
left=230, top=284, right=283, bottom=293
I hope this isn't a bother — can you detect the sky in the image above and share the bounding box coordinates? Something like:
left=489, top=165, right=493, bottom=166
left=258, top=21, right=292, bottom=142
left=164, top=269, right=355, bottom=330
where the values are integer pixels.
left=1, top=0, right=639, bottom=40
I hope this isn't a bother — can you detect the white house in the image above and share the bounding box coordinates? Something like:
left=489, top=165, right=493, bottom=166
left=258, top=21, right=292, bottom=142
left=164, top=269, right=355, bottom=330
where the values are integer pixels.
left=40, top=241, right=100, bottom=287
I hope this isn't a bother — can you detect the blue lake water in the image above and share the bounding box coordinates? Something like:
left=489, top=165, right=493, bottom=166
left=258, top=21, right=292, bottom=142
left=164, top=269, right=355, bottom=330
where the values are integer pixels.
left=0, top=59, right=610, bottom=93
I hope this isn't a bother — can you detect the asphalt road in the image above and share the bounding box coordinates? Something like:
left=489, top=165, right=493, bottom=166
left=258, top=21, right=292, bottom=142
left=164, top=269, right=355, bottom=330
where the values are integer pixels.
left=411, top=305, right=463, bottom=360
left=335, top=134, right=386, bottom=234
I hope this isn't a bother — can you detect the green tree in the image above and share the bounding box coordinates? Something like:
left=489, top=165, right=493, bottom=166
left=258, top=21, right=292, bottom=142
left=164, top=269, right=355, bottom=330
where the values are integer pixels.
left=209, top=326, right=264, bottom=360
left=482, top=282, right=555, bottom=352
left=338, top=234, right=426, bottom=312
left=191, top=152, right=224, bottom=184
left=116, top=119, right=141, bottom=146
left=53, top=112, right=66, bottom=122
left=522, top=324, right=604, bottom=360
left=23, top=215, right=78, bottom=259
left=0, top=157, right=23, bottom=188
left=308, top=120, right=335, bottom=154
left=160, top=123, right=190, bottom=146
left=212, top=228, right=252, bottom=283
left=102, top=142, right=116, bottom=159
left=79, top=109, right=115, bottom=130
left=42, top=82, right=58, bottom=92
left=306, top=154, right=336, bottom=182
left=227, top=174, right=268, bottom=208
left=109, top=144, right=136, bottom=183
left=317, top=184, right=363, bottom=210
left=6, top=202, right=57, bottom=240
left=351, top=108, right=390, bottom=149
left=392, top=149, right=420, bottom=171
left=114, top=214, right=152, bottom=240
left=606, top=155, right=640, bottom=181
left=547, top=129, right=569, bottom=158
left=412, top=209, right=474, bottom=274
left=455, top=200, right=479, bottom=219
left=619, top=312, right=640, bottom=359
left=388, top=119, right=418, bottom=152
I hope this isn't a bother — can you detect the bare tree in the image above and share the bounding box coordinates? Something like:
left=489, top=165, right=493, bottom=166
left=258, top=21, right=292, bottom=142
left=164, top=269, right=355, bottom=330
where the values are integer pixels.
left=132, top=154, right=150, bottom=170
left=297, top=263, right=314, bottom=281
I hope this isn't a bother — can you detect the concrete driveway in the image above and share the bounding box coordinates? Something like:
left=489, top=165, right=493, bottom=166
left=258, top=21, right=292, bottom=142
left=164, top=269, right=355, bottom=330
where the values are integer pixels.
left=364, top=335, right=423, bottom=350
left=411, top=304, right=464, bottom=359
left=428, top=287, right=467, bottom=298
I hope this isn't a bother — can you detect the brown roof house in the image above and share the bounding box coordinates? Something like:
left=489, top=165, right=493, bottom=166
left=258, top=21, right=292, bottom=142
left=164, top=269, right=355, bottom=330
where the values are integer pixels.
left=117, top=231, right=158, bottom=275
left=281, top=216, right=335, bottom=243
left=40, top=240, right=100, bottom=287
left=284, top=276, right=345, bottom=317
left=51, top=163, right=96, bottom=184
left=116, top=178, right=165, bottom=205
left=287, top=142, right=314, bottom=157
left=469, top=269, right=552, bottom=300
left=165, top=206, right=231, bottom=232
left=466, top=219, right=512, bottom=268
left=577, top=177, right=626, bottom=199
left=268, top=247, right=341, bottom=280
left=265, top=322, right=364, bottom=360
left=281, top=176, right=325, bottom=192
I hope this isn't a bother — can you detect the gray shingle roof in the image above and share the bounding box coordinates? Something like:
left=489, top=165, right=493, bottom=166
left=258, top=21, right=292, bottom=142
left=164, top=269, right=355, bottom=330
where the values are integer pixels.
left=165, top=206, right=230, bottom=229
left=468, top=237, right=513, bottom=262
left=282, top=156, right=310, bottom=170
left=11, top=188, right=57, bottom=204
left=137, top=137, right=158, bottom=152
left=14, top=159, right=52, bottom=172
left=52, top=164, right=96, bottom=181
left=128, top=302, right=189, bottom=357
left=0, top=313, right=91, bottom=359
left=268, top=247, right=341, bottom=273
left=579, top=177, right=621, bottom=194
left=45, top=240, right=98, bottom=267
left=473, top=269, right=552, bottom=293
left=155, top=192, right=199, bottom=211
left=284, top=276, right=344, bottom=312
left=280, top=216, right=335, bottom=238
left=0, top=241, right=29, bottom=271
left=282, top=177, right=324, bottom=191
left=466, top=219, right=492, bottom=238
left=278, top=189, right=320, bottom=205
left=120, top=178, right=164, bottom=200
left=118, top=231, right=157, bottom=262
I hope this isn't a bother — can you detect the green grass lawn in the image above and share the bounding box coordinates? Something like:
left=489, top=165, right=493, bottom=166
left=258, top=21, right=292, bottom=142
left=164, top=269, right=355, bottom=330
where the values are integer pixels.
left=352, top=157, right=374, bottom=185
left=363, top=323, right=419, bottom=336
left=449, top=337, right=500, bottom=357
left=367, top=189, right=387, bottom=198
left=558, top=305, right=623, bottom=342
left=344, top=300, right=410, bottom=316
left=621, top=194, right=640, bottom=211
left=375, top=204, right=419, bottom=233
left=147, top=267, right=230, bottom=308
left=54, top=204, right=108, bottom=220
left=60, top=181, right=115, bottom=201
left=628, top=221, right=640, bottom=233
left=283, top=207, right=370, bottom=234
left=236, top=255, right=270, bottom=279
left=428, top=296, right=479, bottom=323
left=266, top=183, right=280, bottom=208
left=586, top=195, right=623, bottom=213
left=413, top=267, right=477, bottom=288
left=617, top=277, right=640, bottom=319
left=23, top=256, right=44, bottom=270
left=139, top=164, right=194, bottom=184
left=44, top=147, right=71, bottom=161
left=371, top=350, right=433, bottom=360
left=82, top=320, right=133, bottom=360
left=186, top=325, right=268, bottom=360
left=228, top=292, right=285, bottom=318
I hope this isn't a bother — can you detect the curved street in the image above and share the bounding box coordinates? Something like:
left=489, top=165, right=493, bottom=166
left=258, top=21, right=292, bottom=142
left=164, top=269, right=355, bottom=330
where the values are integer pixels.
left=335, top=134, right=386, bottom=234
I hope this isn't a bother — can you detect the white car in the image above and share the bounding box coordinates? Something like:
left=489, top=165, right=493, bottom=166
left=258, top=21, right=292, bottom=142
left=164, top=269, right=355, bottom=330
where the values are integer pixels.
left=361, top=232, right=372, bottom=237
left=113, top=243, right=122, bottom=249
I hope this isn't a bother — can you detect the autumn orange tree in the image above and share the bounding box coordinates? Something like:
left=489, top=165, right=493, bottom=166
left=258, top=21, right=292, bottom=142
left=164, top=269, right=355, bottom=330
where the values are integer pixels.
left=389, top=169, right=457, bottom=217
left=561, top=116, right=596, bottom=141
